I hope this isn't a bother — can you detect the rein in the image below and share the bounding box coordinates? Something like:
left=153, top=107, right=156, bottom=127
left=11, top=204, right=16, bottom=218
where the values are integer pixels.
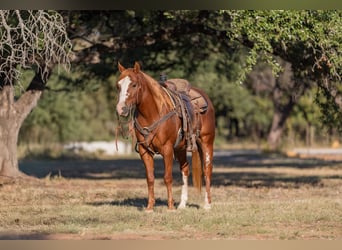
left=115, top=107, right=135, bottom=151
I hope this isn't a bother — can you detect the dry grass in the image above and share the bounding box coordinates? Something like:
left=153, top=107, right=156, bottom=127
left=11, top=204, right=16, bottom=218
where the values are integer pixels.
left=0, top=151, right=341, bottom=239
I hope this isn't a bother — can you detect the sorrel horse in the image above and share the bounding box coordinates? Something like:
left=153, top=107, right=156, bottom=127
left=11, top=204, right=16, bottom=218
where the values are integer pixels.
left=116, top=62, right=215, bottom=211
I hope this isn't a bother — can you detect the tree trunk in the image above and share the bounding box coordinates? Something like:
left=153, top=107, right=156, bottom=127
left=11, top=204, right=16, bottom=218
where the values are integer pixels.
left=0, top=108, right=21, bottom=177
left=0, top=70, right=48, bottom=179
left=267, top=82, right=298, bottom=151
left=0, top=86, right=20, bottom=177
left=266, top=58, right=312, bottom=151
left=267, top=104, right=294, bottom=151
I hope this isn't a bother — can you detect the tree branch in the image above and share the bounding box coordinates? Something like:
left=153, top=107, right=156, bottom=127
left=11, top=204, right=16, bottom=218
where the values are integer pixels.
left=14, top=67, right=52, bottom=124
left=0, top=10, right=71, bottom=85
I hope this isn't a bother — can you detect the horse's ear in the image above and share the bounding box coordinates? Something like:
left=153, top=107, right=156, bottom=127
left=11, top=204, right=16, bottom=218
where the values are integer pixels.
left=133, top=61, right=141, bottom=73
left=118, top=62, right=126, bottom=73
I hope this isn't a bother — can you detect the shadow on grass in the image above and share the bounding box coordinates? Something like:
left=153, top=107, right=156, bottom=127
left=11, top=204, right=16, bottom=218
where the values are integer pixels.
left=212, top=172, right=323, bottom=188
left=19, top=150, right=342, bottom=188
left=0, top=232, right=111, bottom=240
left=0, top=232, right=51, bottom=240
left=88, top=197, right=200, bottom=210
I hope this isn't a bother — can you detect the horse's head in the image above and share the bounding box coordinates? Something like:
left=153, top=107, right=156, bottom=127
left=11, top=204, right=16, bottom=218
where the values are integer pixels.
left=116, top=62, right=142, bottom=117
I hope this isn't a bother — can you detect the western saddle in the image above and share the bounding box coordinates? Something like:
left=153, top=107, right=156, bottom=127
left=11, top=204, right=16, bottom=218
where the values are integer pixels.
left=159, top=74, right=208, bottom=152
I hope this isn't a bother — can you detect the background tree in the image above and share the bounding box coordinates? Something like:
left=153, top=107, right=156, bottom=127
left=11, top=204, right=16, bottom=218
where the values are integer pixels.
left=246, top=58, right=313, bottom=149
left=0, top=10, right=71, bottom=178
left=6, top=10, right=342, bottom=171
left=57, top=10, right=342, bottom=150
left=19, top=71, right=115, bottom=145
left=228, top=10, right=342, bottom=149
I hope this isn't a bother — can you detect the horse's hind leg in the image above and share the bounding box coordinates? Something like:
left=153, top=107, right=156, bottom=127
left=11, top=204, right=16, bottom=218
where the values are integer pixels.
left=175, top=149, right=189, bottom=209
left=201, top=141, right=213, bottom=210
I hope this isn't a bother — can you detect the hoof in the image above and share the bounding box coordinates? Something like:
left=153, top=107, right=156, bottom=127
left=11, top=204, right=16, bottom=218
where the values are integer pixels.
left=203, top=203, right=212, bottom=210
left=177, top=203, right=186, bottom=209
left=167, top=204, right=176, bottom=210
left=167, top=207, right=176, bottom=212
left=145, top=208, right=154, bottom=213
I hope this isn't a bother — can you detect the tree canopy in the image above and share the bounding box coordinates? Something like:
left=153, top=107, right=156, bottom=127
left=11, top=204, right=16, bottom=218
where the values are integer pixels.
left=57, top=10, right=342, bottom=148
left=227, top=10, right=342, bottom=82
left=2, top=10, right=342, bottom=156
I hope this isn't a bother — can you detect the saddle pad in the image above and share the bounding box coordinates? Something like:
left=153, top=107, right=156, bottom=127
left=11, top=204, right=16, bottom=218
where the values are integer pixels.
left=189, top=89, right=208, bottom=113
left=166, top=78, right=190, bottom=93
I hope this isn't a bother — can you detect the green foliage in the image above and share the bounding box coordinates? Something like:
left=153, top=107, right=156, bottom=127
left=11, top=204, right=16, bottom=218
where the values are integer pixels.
left=286, top=88, right=325, bottom=145
left=19, top=70, right=116, bottom=144
left=227, top=10, right=342, bottom=82
left=186, top=53, right=273, bottom=140
left=315, top=87, right=342, bottom=134
left=18, top=10, right=342, bottom=147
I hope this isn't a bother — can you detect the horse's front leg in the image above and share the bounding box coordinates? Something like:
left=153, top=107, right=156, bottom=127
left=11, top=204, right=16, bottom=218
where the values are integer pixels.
left=162, top=145, right=176, bottom=210
left=139, top=145, right=155, bottom=212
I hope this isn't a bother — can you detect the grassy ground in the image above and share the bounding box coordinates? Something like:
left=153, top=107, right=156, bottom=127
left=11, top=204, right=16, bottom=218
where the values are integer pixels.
left=0, top=151, right=341, bottom=239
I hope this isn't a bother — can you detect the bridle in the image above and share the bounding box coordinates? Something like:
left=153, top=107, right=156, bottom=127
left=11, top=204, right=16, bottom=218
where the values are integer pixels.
left=116, top=71, right=183, bottom=155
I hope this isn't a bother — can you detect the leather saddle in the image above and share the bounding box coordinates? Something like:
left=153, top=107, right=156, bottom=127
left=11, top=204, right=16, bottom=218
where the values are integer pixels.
left=162, top=78, right=208, bottom=151
left=164, top=78, right=208, bottom=113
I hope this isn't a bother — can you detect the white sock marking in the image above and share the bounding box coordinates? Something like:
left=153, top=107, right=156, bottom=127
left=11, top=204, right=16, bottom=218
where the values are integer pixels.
left=204, top=191, right=211, bottom=210
left=178, top=172, right=188, bottom=209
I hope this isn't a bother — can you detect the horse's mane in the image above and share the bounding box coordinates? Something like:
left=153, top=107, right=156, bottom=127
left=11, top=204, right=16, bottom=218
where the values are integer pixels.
left=140, top=71, right=173, bottom=110
left=140, top=72, right=160, bottom=93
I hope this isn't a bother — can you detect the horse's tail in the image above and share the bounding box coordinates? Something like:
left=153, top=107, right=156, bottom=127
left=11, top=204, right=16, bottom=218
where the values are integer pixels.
left=192, top=146, right=202, bottom=192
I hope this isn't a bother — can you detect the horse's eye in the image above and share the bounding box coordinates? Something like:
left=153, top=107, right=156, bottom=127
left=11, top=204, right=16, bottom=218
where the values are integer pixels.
left=132, top=83, right=137, bottom=88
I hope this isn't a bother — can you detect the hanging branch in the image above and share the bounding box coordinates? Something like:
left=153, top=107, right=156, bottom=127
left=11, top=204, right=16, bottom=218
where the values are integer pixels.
left=0, top=10, right=72, bottom=86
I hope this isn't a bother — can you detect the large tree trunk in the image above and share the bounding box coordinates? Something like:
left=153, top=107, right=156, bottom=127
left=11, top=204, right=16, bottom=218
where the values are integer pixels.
left=265, top=59, right=311, bottom=151
left=267, top=102, right=294, bottom=151
left=0, top=91, right=21, bottom=177
left=0, top=70, right=48, bottom=179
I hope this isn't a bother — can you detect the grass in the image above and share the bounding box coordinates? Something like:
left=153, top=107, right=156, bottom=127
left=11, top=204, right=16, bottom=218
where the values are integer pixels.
left=0, top=151, right=341, bottom=239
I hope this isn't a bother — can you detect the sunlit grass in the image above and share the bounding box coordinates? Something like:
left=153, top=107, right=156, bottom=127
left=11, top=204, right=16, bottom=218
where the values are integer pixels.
left=0, top=158, right=341, bottom=239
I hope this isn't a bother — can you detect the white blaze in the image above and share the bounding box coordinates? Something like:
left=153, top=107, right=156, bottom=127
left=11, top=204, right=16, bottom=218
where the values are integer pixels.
left=118, top=76, right=132, bottom=104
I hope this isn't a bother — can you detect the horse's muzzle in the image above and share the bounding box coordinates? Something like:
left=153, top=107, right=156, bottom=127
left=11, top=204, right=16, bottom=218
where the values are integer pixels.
left=116, top=102, right=129, bottom=117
